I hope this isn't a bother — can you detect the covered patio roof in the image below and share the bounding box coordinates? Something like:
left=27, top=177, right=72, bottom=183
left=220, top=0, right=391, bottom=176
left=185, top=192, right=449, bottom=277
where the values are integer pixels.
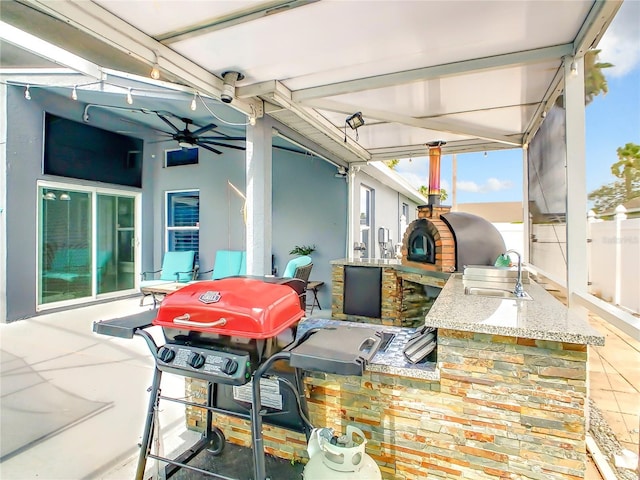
left=2, top=1, right=637, bottom=337
left=0, top=0, right=621, bottom=163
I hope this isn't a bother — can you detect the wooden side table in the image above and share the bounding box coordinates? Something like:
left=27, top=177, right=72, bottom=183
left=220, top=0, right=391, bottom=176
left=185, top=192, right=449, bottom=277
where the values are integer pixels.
left=306, top=281, right=324, bottom=314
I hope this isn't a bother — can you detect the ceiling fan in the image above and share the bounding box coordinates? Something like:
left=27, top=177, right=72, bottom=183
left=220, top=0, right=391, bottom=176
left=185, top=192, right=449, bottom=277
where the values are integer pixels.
left=150, top=111, right=246, bottom=155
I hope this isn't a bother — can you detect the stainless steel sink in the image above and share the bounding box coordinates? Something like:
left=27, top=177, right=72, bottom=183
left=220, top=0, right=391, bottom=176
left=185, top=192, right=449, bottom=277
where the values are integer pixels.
left=464, top=286, right=532, bottom=301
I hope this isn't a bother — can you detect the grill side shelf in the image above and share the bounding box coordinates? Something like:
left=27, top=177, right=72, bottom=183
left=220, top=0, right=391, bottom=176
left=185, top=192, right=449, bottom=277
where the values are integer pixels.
left=288, top=325, right=384, bottom=376
left=93, top=309, right=157, bottom=339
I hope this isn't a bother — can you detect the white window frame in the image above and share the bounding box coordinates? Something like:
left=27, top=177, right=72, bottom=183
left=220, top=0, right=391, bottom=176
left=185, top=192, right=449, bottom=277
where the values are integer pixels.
left=165, top=189, right=200, bottom=254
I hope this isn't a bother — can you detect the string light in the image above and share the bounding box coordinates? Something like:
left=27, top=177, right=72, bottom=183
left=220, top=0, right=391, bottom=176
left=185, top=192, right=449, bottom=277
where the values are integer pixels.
left=150, top=50, right=160, bottom=80
left=9, top=80, right=254, bottom=127
left=484, top=151, right=488, bottom=157
left=190, top=91, right=197, bottom=111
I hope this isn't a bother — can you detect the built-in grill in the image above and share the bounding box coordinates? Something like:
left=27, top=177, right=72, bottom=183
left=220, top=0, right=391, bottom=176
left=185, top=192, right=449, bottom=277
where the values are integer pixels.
left=401, top=142, right=506, bottom=272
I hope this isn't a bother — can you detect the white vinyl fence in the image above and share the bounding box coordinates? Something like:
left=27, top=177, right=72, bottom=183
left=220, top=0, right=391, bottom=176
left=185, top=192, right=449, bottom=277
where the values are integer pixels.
left=588, top=207, right=640, bottom=314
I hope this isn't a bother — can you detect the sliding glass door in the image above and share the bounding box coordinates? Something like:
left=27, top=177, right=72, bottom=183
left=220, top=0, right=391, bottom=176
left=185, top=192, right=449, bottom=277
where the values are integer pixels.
left=38, top=183, right=139, bottom=308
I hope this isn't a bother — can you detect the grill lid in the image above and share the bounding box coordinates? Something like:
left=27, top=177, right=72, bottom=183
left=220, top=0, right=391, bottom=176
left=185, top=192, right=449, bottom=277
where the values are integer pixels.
left=153, top=278, right=304, bottom=339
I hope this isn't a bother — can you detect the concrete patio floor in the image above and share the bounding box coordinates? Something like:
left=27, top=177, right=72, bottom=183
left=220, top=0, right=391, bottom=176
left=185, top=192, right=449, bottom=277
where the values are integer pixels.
left=0, top=292, right=637, bottom=479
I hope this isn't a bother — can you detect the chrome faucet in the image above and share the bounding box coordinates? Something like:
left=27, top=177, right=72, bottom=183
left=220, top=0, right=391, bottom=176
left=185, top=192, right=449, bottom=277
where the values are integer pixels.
left=505, top=249, right=526, bottom=298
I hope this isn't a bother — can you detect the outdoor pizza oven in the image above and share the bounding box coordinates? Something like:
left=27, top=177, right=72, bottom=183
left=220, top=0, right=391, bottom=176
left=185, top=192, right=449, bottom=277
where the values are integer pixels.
left=401, top=205, right=506, bottom=273
left=401, top=142, right=506, bottom=273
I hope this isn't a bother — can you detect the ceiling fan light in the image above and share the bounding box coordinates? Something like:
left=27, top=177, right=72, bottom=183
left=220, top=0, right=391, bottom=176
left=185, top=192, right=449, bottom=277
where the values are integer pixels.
left=178, top=141, right=194, bottom=149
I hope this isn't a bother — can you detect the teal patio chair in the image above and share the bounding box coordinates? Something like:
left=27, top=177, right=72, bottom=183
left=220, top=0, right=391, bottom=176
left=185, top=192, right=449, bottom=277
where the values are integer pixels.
left=140, top=250, right=197, bottom=305
left=197, top=250, right=245, bottom=280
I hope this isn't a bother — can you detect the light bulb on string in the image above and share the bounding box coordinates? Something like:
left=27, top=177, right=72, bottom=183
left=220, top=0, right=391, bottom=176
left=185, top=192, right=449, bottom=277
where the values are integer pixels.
left=126, top=88, right=133, bottom=105
left=190, top=92, right=197, bottom=111
left=24, top=85, right=31, bottom=100
left=71, top=85, right=78, bottom=101
left=249, top=116, right=256, bottom=126
left=150, top=50, right=160, bottom=80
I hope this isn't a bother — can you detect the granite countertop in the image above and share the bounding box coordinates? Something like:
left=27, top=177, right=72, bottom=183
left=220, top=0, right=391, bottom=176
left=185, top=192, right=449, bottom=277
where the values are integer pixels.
left=425, top=274, right=605, bottom=346
left=330, top=258, right=403, bottom=266
left=329, top=258, right=451, bottom=280
left=296, top=317, right=439, bottom=381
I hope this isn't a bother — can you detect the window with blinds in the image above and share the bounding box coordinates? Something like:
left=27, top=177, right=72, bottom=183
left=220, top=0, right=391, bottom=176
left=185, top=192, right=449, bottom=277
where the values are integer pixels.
left=166, top=190, right=200, bottom=260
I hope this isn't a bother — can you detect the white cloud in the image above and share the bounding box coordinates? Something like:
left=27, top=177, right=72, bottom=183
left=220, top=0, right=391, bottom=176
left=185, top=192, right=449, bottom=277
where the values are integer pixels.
left=399, top=172, right=425, bottom=189
left=597, top=1, right=640, bottom=77
left=457, top=178, right=513, bottom=193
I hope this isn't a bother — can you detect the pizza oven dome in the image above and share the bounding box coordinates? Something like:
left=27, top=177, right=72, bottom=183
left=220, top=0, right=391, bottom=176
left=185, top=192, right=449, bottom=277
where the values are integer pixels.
left=401, top=205, right=506, bottom=273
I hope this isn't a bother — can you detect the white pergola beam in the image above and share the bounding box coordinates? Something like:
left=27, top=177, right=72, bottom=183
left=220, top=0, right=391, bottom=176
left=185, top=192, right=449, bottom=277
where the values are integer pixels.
left=251, top=81, right=372, bottom=162
left=20, top=0, right=262, bottom=118
left=305, top=98, right=521, bottom=147
left=0, top=22, right=104, bottom=80
left=293, top=44, right=573, bottom=102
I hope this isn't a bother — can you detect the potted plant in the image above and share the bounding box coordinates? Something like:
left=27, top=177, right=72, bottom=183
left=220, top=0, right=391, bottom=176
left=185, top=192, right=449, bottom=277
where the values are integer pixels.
left=289, top=244, right=316, bottom=256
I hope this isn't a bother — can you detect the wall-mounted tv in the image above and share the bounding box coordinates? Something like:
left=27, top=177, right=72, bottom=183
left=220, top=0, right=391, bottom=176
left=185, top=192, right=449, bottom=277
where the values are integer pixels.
left=165, top=147, right=199, bottom=167
left=43, top=113, right=144, bottom=188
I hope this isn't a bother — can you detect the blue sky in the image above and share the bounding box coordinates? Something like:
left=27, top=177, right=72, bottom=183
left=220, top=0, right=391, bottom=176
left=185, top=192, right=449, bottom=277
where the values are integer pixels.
left=395, top=1, right=640, bottom=205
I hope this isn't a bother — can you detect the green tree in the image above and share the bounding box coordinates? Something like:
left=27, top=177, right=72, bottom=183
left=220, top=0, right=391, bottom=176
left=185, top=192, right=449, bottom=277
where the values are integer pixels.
left=611, top=143, right=640, bottom=199
left=557, top=49, right=613, bottom=107
left=384, top=159, right=399, bottom=170
left=584, top=49, right=613, bottom=104
left=418, top=185, right=448, bottom=202
left=588, top=142, right=640, bottom=213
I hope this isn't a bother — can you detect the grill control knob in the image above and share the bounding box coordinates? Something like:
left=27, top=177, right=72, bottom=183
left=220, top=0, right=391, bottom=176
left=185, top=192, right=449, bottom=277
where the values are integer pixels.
left=188, top=352, right=205, bottom=369
left=221, top=358, right=238, bottom=375
left=158, top=346, right=175, bottom=363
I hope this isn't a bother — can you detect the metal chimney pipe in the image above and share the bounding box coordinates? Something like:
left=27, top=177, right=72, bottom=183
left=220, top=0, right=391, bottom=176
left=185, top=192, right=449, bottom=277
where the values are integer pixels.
left=427, top=141, right=446, bottom=206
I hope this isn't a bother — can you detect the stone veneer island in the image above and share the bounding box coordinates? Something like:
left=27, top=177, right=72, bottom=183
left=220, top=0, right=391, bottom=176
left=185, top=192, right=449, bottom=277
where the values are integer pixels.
left=185, top=265, right=604, bottom=479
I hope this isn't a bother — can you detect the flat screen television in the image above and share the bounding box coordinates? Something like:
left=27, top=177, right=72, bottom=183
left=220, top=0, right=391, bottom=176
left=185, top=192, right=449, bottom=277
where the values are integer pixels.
left=43, top=113, right=144, bottom=188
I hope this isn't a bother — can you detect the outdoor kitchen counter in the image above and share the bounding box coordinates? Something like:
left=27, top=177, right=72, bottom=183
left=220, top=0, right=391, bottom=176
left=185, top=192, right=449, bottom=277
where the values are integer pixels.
left=425, top=273, right=604, bottom=346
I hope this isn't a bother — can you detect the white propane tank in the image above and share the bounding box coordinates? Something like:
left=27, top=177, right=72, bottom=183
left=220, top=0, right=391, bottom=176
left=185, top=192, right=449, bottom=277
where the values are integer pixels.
left=304, top=425, right=382, bottom=480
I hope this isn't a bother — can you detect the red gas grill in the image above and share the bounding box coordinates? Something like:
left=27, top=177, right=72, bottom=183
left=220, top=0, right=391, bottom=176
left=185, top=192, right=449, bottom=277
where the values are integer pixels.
left=152, top=278, right=304, bottom=386
left=93, top=276, right=384, bottom=480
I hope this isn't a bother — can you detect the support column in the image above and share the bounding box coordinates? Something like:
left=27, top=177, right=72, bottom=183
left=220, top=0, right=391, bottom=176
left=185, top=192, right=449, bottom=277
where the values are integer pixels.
left=564, top=55, right=588, bottom=305
left=245, top=119, right=272, bottom=276
left=522, top=146, right=530, bottom=264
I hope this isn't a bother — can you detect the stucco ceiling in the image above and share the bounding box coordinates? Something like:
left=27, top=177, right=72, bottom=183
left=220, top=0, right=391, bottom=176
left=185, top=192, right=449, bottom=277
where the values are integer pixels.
left=0, top=0, right=622, bottom=164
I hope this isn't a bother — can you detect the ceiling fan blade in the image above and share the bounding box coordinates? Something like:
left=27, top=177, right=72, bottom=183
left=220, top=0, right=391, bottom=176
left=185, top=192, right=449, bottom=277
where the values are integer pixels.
left=197, top=136, right=246, bottom=141
left=196, top=142, right=223, bottom=155
left=155, top=113, right=181, bottom=133
left=197, top=140, right=246, bottom=151
left=191, top=123, right=219, bottom=136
